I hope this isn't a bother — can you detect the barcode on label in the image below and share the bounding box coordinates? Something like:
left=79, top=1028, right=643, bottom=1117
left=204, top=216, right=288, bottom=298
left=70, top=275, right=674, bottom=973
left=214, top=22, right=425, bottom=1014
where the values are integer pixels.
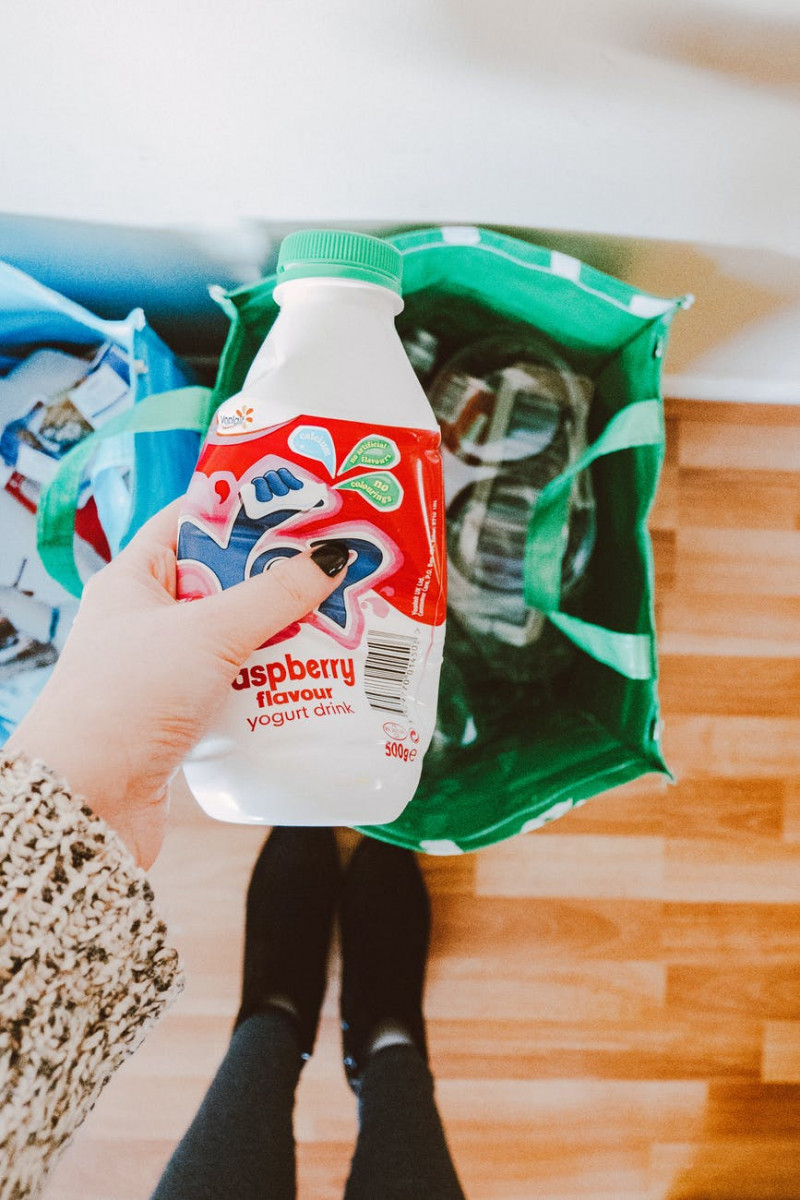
left=364, top=630, right=418, bottom=714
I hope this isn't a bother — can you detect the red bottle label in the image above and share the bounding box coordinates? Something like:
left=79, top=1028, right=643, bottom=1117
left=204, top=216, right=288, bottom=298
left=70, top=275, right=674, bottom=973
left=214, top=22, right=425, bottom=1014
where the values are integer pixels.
left=177, top=414, right=446, bottom=651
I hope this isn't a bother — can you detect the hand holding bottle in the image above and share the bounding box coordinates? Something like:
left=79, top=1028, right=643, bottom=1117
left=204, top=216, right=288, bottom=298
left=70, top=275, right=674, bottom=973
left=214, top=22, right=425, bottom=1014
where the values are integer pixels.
left=6, top=500, right=347, bottom=867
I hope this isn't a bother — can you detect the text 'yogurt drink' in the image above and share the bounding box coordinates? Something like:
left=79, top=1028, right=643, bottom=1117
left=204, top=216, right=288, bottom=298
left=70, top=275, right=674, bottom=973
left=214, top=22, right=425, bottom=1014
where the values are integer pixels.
left=177, top=231, right=447, bottom=826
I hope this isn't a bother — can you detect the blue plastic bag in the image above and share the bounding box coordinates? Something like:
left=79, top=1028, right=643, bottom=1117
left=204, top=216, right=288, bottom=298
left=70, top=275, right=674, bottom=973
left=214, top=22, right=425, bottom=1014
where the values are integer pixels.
left=0, top=260, right=195, bottom=595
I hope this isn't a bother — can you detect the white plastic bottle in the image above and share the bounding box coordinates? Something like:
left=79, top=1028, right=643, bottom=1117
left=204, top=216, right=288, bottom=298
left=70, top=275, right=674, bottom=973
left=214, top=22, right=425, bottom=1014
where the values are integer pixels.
left=177, top=231, right=447, bottom=826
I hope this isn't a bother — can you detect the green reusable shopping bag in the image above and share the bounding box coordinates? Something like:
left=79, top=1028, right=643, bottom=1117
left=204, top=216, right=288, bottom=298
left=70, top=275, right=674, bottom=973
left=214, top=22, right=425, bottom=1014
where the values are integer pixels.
left=364, top=228, right=688, bottom=852
left=49, top=227, right=687, bottom=853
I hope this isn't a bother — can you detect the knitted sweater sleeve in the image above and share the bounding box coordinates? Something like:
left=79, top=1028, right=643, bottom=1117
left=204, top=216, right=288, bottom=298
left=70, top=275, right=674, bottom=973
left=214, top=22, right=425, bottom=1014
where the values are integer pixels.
left=0, top=752, right=184, bottom=1199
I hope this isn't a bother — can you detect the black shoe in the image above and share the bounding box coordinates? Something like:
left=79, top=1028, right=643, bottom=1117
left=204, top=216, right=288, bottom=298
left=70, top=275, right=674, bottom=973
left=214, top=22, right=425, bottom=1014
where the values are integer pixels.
left=235, top=827, right=341, bottom=1059
left=339, top=838, right=430, bottom=1092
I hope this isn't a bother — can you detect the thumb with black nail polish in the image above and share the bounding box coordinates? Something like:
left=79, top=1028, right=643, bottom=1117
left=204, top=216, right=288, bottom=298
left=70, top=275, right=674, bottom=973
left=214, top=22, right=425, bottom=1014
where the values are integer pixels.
left=311, top=540, right=350, bottom=578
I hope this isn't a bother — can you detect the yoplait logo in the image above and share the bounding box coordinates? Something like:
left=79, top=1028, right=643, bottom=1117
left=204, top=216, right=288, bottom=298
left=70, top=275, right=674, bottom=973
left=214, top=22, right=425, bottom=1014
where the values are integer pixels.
left=218, top=405, right=254, bottom=430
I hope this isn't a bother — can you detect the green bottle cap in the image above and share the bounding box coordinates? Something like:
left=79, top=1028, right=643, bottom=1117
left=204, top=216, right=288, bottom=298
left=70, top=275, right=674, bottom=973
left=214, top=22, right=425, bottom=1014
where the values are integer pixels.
left=276, top=229, right=402, bottom=295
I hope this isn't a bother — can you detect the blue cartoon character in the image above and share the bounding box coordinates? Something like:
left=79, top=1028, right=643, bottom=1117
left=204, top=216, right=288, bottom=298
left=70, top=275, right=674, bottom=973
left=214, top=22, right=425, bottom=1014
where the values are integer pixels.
left=178, top=467, right=385, bottom=634
left=178, top=468, right=328, bottom=591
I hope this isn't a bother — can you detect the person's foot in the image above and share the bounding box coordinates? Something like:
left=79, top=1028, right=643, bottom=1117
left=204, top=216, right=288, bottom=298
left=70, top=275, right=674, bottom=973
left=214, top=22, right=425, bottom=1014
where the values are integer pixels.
left=235, top=827, right=341, bottom=1059
left=339, top=837, right=430, bottom=1092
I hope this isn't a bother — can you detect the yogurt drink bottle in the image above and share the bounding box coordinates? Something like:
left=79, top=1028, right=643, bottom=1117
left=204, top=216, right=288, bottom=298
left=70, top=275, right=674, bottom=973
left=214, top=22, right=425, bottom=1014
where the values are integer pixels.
left=176, top=230, right=447, bottom=825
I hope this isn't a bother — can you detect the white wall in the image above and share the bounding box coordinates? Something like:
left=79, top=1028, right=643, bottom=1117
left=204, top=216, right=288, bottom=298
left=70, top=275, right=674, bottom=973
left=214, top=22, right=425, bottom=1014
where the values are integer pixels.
left=1, top=0, right=798, bottom=253
left=1, top=1, right=798, bottom=402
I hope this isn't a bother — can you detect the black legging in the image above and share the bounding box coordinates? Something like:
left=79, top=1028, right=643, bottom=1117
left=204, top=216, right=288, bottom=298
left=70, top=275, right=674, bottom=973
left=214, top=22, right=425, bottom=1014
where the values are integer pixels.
left=151, top=1011, right=466, bottom=1199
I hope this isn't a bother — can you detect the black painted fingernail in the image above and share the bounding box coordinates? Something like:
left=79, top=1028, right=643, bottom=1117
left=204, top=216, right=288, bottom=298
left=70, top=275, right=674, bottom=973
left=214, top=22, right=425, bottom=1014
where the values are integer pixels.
left=311, top=540, right=350, bottom=577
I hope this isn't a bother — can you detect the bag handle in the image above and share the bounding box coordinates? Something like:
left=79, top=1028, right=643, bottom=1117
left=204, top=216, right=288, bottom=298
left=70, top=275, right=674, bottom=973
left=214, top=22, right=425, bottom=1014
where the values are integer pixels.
left=523, top=399, right=663, bottom=680
left=37, top=386, right=215, bottom=598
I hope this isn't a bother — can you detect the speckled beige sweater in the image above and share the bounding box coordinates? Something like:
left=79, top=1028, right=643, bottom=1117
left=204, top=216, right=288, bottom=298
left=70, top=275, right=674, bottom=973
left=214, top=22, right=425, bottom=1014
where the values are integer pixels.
left=0, top=752, right=184, bottom=1199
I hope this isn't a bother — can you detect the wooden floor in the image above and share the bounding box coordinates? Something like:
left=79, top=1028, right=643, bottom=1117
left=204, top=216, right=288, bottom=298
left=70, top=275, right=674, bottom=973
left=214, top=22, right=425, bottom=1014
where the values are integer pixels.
left=49, top=398, right=800, bottom=1200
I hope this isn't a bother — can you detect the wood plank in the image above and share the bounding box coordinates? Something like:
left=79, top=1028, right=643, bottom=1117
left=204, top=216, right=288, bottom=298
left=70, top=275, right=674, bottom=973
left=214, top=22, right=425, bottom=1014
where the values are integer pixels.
left=58, top=1069, right=228, bottom=1143
left=701, top=1083, right=800, bottom=1140
left=562, top=777, right=784, bottom=840
left=663, top=716, right=800, bottom=779
left=444, top=1142, right=653, bottom=1199
left=667, top=965, right=800, bottom=1021
left=665, top=398, right=800, bottom=427
left=652, top=1140, right=800, bottom=1200
left=658, top=631, right=800, bottom=659
left=424, top=959, right=666, bottom=1023
left=656, top=593, right=800, bottom=658
left=431, top=895, right=667, bottom=962
left=34, top=1139, right=173, bottom=1200
left=678, top=419, right=800, bottom=473
left=676, top=467, right=800, bottom=531
left=762, top=1022, right=800, bottom=1084
left=664, top=414, right=680, bottom=466
left=436, top=1079, right=707, bottom=1145
left=674, top=528, right=800, bottom=598
left=650, top=460, right=679, bottom=532
left=661, top=903, right=800, bottom=966
left=658, top=655, right=800, bottom=718
left=781, top=777, right=800, bottom=844
left=297, top=1143, right=356, bottom=1200
left=431, top=1017, right=761, bottom=1081
left=476, top=834, right=666, bottom=900
left=419, top=848, right=477, bottom=896
left=664, top=838, right=800, bottom=904
left=651, top=527, right=677, bottom=589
